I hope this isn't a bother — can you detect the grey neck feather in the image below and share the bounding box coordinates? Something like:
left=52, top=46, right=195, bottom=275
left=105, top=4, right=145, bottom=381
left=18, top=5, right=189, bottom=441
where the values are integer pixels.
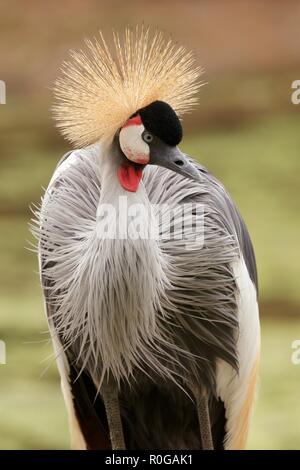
left=90, top=141, right=172, bottom=384
left=36, top=141, right=240, bottom=392
left=40, top=141, right=179, bottom=387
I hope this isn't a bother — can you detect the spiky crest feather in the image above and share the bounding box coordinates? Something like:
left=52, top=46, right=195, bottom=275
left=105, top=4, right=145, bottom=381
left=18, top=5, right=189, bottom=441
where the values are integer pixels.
left=53, top=27, right=203, bottom=147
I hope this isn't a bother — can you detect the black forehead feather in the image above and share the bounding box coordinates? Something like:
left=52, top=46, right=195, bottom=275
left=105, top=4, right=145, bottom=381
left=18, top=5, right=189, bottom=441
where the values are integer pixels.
left=136, top=101, right=182, bottom=146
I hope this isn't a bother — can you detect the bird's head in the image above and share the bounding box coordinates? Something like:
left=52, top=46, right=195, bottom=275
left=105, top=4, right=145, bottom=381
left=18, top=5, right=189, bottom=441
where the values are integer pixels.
left=117, top=100, right=200, bottom=192
left=53, top=28, right=204, bottom=183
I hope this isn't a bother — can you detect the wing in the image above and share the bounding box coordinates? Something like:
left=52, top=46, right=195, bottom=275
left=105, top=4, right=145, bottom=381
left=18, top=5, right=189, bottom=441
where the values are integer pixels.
left=144, top=160, right=260, bottom=449
left=196, top=164, right=260, bottom=449
left=216, top=255, right=260, bottom=449
left=38, top=147, right=111, bottom=450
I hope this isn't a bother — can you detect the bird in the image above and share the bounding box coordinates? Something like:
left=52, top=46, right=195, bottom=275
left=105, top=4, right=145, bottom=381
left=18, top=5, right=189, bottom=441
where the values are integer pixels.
left=33, top=27, right=260, bottom=450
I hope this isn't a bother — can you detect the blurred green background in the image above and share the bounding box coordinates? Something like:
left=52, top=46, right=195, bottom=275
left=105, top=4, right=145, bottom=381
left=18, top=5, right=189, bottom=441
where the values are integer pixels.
left=0, top=0, right=300, bottom=449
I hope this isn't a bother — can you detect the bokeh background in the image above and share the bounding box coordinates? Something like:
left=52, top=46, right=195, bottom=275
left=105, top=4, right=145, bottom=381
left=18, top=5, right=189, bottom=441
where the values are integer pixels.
left=0, top=0, right=300, bottom=449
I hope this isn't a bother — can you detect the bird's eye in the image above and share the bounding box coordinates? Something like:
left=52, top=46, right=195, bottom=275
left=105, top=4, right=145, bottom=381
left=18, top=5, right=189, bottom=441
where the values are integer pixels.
left=142, top=131, right=153, bottom=144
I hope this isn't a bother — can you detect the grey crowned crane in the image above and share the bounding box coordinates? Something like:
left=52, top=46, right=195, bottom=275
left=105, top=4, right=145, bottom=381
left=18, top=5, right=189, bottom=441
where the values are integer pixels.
left=34, top=28, right=260, bottom=450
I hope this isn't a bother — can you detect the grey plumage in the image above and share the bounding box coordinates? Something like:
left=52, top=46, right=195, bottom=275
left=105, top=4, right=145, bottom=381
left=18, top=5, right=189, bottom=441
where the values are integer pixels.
left=33, top=142, right=257, bottom=449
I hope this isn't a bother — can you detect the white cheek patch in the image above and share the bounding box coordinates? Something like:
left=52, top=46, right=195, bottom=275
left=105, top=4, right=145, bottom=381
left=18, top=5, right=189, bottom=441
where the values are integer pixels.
left=119, top=124, right=150, bottom=164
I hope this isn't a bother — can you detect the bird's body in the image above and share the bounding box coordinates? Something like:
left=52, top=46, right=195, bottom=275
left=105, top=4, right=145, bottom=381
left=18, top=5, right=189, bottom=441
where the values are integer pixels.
left=34, top=28, right=260, bottom=450
left=37, top=142, right=259, bottom=449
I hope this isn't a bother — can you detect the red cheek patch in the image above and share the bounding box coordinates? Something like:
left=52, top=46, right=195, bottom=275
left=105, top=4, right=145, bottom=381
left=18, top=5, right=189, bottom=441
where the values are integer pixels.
left=117, top=163, right=143, bottom=192
left=123, top=114, right=142, bottom=127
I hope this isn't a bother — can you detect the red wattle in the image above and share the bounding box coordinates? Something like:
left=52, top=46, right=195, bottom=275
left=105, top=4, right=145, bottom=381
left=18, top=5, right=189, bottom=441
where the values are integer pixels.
left=117, top=164, right=143, bottom=192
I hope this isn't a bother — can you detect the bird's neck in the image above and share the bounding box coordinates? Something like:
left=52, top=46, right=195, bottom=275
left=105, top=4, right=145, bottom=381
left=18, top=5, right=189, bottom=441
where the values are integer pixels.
left=92, top=145, right=169, bottom=381
left=97, top=146, right=156, bottom=238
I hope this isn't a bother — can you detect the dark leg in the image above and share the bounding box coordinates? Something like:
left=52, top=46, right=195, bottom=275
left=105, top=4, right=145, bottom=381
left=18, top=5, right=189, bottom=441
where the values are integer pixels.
left=101, top=381, right=126, bottom=450
left=190, top=385, right=214, bottom=450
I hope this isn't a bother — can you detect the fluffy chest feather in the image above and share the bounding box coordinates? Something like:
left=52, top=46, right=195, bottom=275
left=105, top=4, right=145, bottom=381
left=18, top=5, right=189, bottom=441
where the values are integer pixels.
left=36, top=145, right=240, bottom=390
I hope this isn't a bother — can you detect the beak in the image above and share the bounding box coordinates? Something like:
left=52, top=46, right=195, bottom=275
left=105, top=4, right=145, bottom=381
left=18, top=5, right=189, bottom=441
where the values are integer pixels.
left=149, top=144, right=201, bottom=182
